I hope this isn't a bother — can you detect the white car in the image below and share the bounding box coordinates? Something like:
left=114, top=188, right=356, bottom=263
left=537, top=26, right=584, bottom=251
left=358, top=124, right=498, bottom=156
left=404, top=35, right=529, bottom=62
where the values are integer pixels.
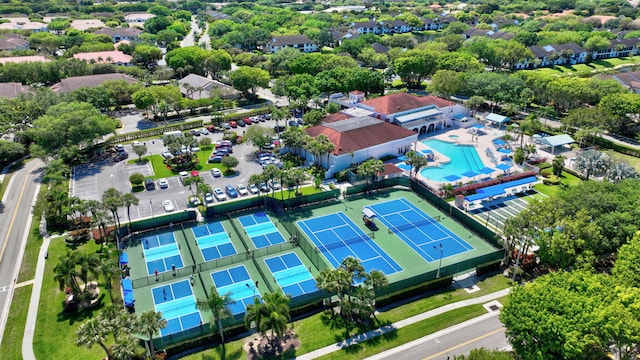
left=158, top=178, right=168, bottom=188
left=204, top=192, right=214, bottom=203
left=200, top=128, right=209, bottom=135
left=179, top=171, right=189, bottom=184
left=190, top=146, right=201, bottom=152
left=132, top=141, right=141, bottom=147
left=269, top=180, right=281, bottom=190
left=248, top=184, right=260, bottom=194
left=236, top=184, right=249, bottom=196
left=211, top=168, right=222, bottom=177
left=161, top=150, right=173, bottom=159
left=213, top=188, right=227, bottom=201
left=162, top=200, right=175, bottom=212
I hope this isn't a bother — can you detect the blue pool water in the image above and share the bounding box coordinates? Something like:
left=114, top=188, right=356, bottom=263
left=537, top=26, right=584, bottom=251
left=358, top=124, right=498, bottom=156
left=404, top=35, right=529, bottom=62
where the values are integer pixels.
left=420, top=139, right=485, bottom=180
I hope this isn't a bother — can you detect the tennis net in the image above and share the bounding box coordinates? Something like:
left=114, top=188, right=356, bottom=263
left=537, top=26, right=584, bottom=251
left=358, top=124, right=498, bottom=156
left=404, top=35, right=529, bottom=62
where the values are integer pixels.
left=317, top=234, right=369, bottom=252
left=387, top=216, right=440, bottom=234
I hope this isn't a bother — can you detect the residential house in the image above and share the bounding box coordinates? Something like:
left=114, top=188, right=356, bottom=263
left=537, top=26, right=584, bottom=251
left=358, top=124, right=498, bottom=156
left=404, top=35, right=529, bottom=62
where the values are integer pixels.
left=50, top=73, right=138, bottom=94
left=591, top=38, right=640, bottom=60
left=601, top=71, right=640, bottom=93
left=178, top=73, right=241, bottom=100
left=93, top=27, right=142, bottom=43
left=422, top=17, right=441, bottom=31
left=463, top=27, right=515, bottom=40
left=0, top=34, right=29, bottom=51
left=73, top=50, right=133, bottom=66
left=0, top=82, right=28, bottom=98
left=304, top=115, right=418, bottom=178
left=515, top=43, right=588, bottom=69
left=265, top=35, right=318, bottom=54
left=124, top=13, right=155, bottom=25
left=352, top=21, right=381, bottom=35
left=206, top=11, right=230, bottom=20
left=330, top=29, right=360, bottom=46
left=70, top=19, right=106, bottom=31
left=381, top=20, right=411, bottom=34
left=371, top=42, right=389, bottom=54
left=43, top=13, right=69, bottom=23
left=0, top=17, right=48, bottom=32
left=0, top=56, right=50, bottom=64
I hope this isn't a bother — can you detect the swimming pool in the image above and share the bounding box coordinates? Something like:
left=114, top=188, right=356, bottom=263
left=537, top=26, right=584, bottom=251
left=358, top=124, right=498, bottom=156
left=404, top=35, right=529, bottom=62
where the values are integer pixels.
left=420, top=139, right=485, bottom=180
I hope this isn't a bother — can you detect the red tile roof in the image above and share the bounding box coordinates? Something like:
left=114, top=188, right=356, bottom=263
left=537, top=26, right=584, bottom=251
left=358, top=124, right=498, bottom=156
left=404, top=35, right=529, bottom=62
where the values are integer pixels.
left=322, top=112, right=351, bottom=123
left=306, top=117, right=416, bottom=155
left=72, top=50, right=132, bottom=64
left=359, top=93, right=454, bottom=115
left=381, top=163, right=404, bottom=176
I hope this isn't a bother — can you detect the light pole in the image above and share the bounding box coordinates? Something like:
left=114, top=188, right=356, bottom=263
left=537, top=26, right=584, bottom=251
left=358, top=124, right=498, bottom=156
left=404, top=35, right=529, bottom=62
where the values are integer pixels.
left=434, top=244, right=443, bottom=278
left=150, top=199, right=154, bottom=219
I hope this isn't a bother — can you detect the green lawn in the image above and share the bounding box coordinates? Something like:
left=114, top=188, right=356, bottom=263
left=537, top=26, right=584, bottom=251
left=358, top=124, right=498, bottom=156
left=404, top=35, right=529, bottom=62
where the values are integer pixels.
left=534, top=170, right=581, bottom=197
left=532, top=56, right=640, bottom=76
left=33, top=237, right=120, bottom=360
left=18, top=185, right=47, bottom=282
left=128, top=148, right=226, bottom=179
left=604, top=150, right=640, bottom=171
left=180, top=275, right=513, bottom=360
left=0, top=285, right=32, bottom=360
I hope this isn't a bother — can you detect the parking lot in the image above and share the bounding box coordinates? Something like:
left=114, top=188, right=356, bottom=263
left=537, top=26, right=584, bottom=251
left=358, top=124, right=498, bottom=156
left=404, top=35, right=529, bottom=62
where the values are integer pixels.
left=70, top=117, right=290, bottom=221
left=467, top=191, right=541, bottom=232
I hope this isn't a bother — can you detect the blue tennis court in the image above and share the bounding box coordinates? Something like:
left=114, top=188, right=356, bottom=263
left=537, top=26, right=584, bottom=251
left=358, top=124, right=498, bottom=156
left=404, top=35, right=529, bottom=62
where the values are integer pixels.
left=142, top=232, right=184, bottom=275
left=238, top=212, right=287, bottom=249
left=211, top=265, right=262, bottom=315
left=151, top=280, right=202, bottom=337
left=264, top=252, right=318, bottom=297
left=297, top=212, right=403, bottom=276
left=367, top=198, right=474, bottom=262
left=192, top=223, right=237, bottom=262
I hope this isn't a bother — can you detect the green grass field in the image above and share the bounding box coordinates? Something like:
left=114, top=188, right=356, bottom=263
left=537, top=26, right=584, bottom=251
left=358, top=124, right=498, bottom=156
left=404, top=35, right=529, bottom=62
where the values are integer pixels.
left=0, top=285, right=32, bottom=360
left=532, top=55, right=640, bottom=76
left=534, top=170, right=581, bottom=197
left=604, top=150, right=640, bottom=171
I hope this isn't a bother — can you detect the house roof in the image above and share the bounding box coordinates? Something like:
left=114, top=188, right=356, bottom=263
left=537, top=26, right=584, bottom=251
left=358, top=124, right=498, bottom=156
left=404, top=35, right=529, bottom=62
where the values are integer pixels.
left=381, top=163, right=404, bottom=176
left=353, top=21, right=378, bottom=28
left=0, top=82, right=27, bottom=98
left=489, top=31, right=515, bottom=40
left=371, top=42, right=389, bottom=54
left=322, top=112, right=351, bottom=123
left=51, top=73, right=138, bottom=94
left=383, top=20, right=408, bottom=27
left=73, top=50, right=132, bottom=64
left=539, top=134, right=575, bottom=148
left=603, top=71, right=640, bottom=88
left=124, top=13, right=155, bottom=21
left=93, top=27, right=142, bottom=37
left=464, top=28, right=491, bottom=37
left=70, top=19, right=105, bottom=31
left=395, top=107, right=443, bottom=124
left=305, top=116, right=416, bottom=155
left=269, top=35, right=315, bottom=46
left=359, top=93, right=454, bottom=115
left=529, top=43, right=586, bottom=58
left=0, top=36, right=28, bottom=50
left=485, top=113, right=510, bottom=123
left=0, top=56, right=50, bottom=64
left=178, top=73, right=240, bottom=99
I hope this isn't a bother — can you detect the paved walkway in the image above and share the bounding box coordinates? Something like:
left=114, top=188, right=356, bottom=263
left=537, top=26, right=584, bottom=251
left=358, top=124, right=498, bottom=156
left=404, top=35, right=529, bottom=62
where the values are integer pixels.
left=295, top=288, right=511, bottom=360
left=22, top=233, right=52, bottom=360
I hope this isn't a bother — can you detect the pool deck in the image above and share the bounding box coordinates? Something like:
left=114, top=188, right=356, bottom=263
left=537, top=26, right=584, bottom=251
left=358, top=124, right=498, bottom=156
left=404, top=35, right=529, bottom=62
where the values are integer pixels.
left=413, top=127, right=525, bottom=189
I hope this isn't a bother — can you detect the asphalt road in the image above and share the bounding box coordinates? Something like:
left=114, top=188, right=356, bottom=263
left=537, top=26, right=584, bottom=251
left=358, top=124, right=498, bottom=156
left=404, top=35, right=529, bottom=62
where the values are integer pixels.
left=0, top=159, right=43, bottom=345
left=367, top=313, right=508, bottom=360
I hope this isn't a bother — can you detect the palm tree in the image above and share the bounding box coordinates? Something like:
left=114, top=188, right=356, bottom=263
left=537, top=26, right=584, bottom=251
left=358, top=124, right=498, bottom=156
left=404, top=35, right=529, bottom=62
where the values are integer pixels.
left=405, top=151, right=428, bottom=178
left=110, top=335, right=138, bottom=360
left=137, top=310, right=167, bottom=357
left=315, top=267, right=351, bottom=304
left=76, top=317, right=111, bottom=359
left=196, top=289, right=234, bottom=350
left=341, top=257, right=365, bottom=302
left=358, top=159, right=384, bottom=189
left=261, top=292, right=291, bottom=348
left=43, top=158, right=70, bottom=185
left=606, top=162, right=638, bottom=183
left=96, top=255, right=120, bottom=302
left=53, top=251, right=80, bottom=294
left=244, top=297, right=267, bottom=339
left=76, top=252, right=100, bottom=293
left=364, top=269, right=388, bottom=298
left=316, top=134, right=336, bottom=169
left=121, top=193, right=139, bottom=230
left=102, top=188, right=124, bottom=230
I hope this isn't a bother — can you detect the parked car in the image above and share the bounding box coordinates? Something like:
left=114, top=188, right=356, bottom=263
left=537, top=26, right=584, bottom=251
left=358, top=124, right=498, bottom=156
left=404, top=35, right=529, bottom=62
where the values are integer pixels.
left=288, top=120, right=299, bottom=127
left=132, top=141, right=141, bottom=147
left=179, top=171, right=189, bottom=184
left=237, top=120, right=246, bottom=127
left=211, top=168, right=222, bottom=177
left=229, top=121, right=238, bottom=128
left=257, top=115, right=267, bottom=122
left=259, top=182, right=269, bottom=192
left=114, top=144, right=125, bottom=153
left=190, top=129, right=201, bottom=136
left=243, top=117, right=253, bottom=125
left=114, top=152, right=129, bottom=162
left=225, top=184, right=238, bottom=198
left=213, top=188, right=227, bottom=201
left=248, top=183, right=259, bottom=194
left=200, top=128, right=209, bottom=135
left=145, top=178, right=155, bottom=190
left=209, top=155, right=223, bottom=163
left=236, top=184, right=249, bottom=196
left=297, top=119, right=305, bottom=125
left=189, top=195, right=202, bottom=206
left=163, top=200, right=175, bottom=212
left=251, top=116, right=260, bottom=124
left=221, top=122, right=231, bottom=129
left=205, top=192, right=214, bottom=203
left=191, top=170, right=199, bottom=178
left=274, top=125, right=286, bottom=133
left=158, top=178, right=168, bottom=189
left=161, top=150, right=173, bottom=159
left=269, top=180, right=281, bottom=190
left=190, top=146, right=201, bottom=152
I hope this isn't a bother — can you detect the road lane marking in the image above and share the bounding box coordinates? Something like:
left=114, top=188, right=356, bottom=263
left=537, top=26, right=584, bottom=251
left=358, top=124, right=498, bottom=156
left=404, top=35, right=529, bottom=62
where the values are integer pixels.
left=0, top=161, right=35, bottom=265
left=422, top=327, right=506, bottom=360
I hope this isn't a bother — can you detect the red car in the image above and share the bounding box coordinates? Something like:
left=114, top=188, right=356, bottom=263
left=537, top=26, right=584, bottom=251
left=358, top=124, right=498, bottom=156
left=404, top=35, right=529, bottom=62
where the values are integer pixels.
left=191, top=170, right=200, bottom=177
left=243, top=117, right=252, bottom=125
left=229, top=121, right=237, bottom=128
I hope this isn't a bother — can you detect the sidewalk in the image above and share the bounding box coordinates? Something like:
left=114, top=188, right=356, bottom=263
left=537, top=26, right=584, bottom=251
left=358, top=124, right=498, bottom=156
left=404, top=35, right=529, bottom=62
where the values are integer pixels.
left=295, top=287, right=511, bottom=360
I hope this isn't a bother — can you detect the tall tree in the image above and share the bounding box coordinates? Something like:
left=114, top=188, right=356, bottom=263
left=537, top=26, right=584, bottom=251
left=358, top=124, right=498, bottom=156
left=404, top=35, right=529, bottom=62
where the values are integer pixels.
left=137, top=310, right=167, bottom=357
left=261, top=291, right=291, bottom=348
left=76, top=317, right=111, bottom=360
left=196, top=289, right=234, bottom=349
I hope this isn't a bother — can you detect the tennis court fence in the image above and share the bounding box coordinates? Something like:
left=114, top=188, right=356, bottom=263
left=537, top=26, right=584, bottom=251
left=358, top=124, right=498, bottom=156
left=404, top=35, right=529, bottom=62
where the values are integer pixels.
left=387, top=216, right=441, bottom=234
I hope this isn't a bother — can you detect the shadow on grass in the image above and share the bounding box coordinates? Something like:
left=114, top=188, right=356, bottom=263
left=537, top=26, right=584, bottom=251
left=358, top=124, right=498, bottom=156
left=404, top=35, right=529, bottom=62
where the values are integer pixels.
left=56, top=293, right=106, bottom=326
left=199, top=345, right=243, bottom=360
